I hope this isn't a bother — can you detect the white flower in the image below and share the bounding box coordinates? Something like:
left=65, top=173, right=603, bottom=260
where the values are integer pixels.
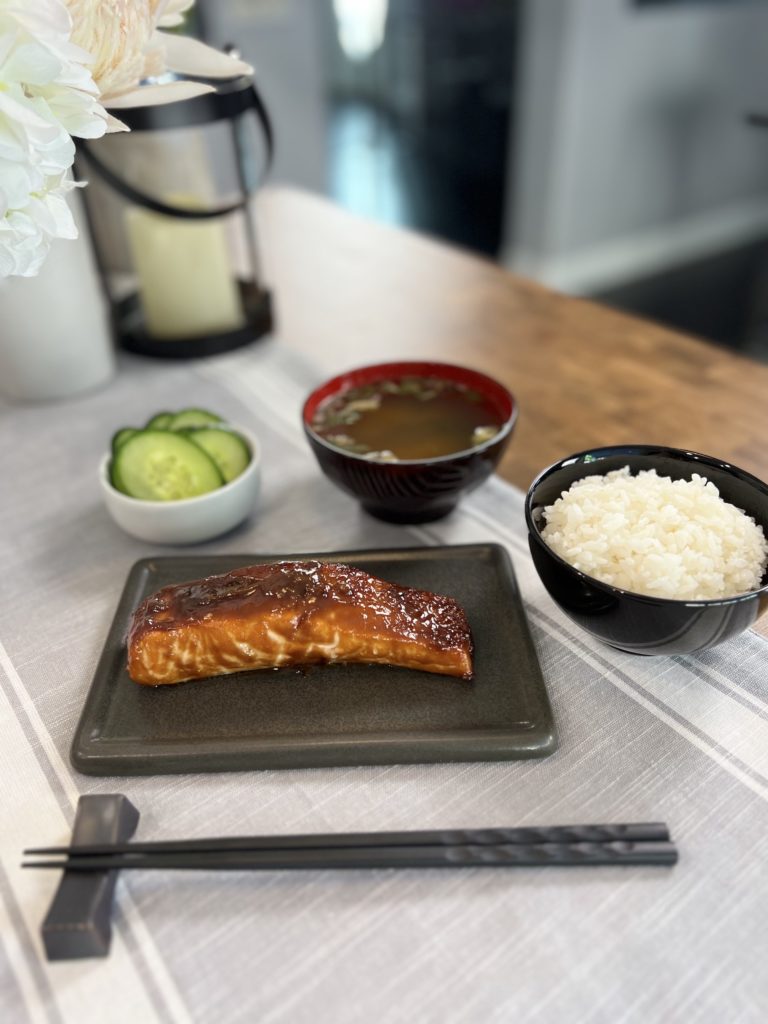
left=0, top=0, right=109, bottom=277
left=66, top=0, right=252, bottom=112
left=0, top=173, right=78, bottom=276
left=1, top=0, right=111, bottom=135
left=1, top=0, right=253, bottom=279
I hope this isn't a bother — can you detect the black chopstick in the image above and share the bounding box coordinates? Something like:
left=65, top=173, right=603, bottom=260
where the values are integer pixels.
left=24, top=822, right=669, bottom=858
left=22, top=840, right=678, bottom=872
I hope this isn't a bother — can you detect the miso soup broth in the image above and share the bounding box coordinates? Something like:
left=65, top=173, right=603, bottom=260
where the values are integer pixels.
left=311, top=376, right=504, bottom=461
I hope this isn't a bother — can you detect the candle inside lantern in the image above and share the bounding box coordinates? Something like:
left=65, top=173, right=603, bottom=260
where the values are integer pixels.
left=126, top=195, right=244, bottom=340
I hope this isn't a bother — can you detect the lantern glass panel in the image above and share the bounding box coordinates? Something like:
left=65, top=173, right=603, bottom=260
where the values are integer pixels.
left=76, top=82, right=272, bottom=358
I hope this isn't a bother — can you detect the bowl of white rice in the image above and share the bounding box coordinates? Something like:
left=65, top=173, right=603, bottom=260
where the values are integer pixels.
left=525, top=446, right=768, bottom=655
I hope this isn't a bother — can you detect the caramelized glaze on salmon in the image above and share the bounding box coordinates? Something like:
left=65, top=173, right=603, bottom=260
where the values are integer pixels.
left=127, top=561, right=473, bottom=684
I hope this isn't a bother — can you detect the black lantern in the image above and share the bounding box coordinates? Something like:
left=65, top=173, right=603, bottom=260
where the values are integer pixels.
left=76, top=74, right=273, bottom=359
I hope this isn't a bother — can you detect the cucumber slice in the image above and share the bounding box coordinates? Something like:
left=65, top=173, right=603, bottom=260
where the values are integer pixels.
left=169, top=408, right=224, bottom=431
left=186, top=428, right=251, bottom=483
left=111, top=427, right=139, bottom=453
left=111, top=430, right=224, bottom=501
left=146, top=412, right=174, bottom=430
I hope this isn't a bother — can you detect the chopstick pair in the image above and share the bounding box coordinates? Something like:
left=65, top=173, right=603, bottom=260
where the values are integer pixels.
left=23, top=823, right=678, bottom=872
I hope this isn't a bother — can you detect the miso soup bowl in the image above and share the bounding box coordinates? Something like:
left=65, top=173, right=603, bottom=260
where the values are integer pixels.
left=302, top=361, right=517, bottom=523
left=525, top=445, right=768, bottom=656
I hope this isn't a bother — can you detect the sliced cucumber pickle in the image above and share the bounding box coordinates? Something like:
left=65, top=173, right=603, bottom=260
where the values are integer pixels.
left=169, top=408, right=224, bottom=431
left=145, top=411, right=174, bottom=430
left=111, top=431, right=224, bottom=501
left=186, top=428, right=251, bottom=483
left=111, top=427, right=139, bottom=453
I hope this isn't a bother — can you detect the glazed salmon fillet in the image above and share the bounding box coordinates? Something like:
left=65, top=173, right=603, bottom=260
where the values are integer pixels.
left=127, top=561, right=473, bottom=684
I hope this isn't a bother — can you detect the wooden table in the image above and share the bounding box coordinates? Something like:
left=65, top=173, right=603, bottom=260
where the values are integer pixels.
left=259, top=186, right=768, bottom=491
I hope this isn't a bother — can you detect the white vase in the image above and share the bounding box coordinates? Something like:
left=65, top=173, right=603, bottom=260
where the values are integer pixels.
left=0, top=192, right=115, bottom=402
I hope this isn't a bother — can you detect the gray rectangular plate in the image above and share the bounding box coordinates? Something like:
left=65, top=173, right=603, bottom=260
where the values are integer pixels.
left=70, top=544, right=557, bottom=774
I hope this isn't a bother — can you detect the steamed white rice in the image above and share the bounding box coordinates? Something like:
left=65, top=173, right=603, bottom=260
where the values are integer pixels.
left=541, top=467, right=768, bottom=600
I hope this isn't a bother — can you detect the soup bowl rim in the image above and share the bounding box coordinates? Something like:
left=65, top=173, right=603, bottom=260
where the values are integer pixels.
left=301, top=359, right=518, bottom=466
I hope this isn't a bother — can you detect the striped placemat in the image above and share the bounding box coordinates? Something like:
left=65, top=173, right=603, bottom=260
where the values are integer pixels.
left=1, top=339, right=766, bottom=1023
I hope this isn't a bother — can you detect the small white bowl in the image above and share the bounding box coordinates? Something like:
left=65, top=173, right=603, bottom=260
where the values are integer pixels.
left=99, top=427, right=261, bottom=544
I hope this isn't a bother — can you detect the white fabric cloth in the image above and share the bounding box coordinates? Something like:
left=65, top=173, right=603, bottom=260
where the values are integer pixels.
left=2, top=339, right=767, bottom=1023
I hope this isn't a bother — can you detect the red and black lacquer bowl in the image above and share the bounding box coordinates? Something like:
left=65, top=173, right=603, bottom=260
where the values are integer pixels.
left=302, top=360, right=517, bottom=523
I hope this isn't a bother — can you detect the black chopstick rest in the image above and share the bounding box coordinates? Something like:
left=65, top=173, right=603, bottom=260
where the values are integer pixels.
left=41, top=794, right=139, bottom=961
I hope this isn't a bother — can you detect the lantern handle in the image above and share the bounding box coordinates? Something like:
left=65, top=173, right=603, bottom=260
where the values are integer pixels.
left=76, top=80, right=273, bottom=220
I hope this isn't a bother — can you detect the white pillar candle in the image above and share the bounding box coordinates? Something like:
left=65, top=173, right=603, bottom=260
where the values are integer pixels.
left=126, top=196, right=244, bottom=340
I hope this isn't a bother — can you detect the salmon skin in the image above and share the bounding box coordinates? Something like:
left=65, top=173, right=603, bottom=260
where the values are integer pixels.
left=127, top=561, right=473, bottom=685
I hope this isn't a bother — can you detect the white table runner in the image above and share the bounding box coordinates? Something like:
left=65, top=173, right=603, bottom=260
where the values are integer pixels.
left=2, top=339, right=767, bottom=1024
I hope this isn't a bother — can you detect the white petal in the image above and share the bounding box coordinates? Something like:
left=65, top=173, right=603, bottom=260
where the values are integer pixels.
left=0, top=31, right=16, bottom=69
left=53, top=59, right=101, bottom=96
left=159, top=33, right=253, bottom=79
left=5, top=0, right=72, bottom=42
left=0, top=89, right=61, bottom=137
left=53, top=174, right=86, bottom=193
left=32, top=84, right=109, bottom=139
left=157, top=0, right=195, bottom=28
left=0, top=237, right=33, bottom=278
left=1, top=41, right=63, bottom=86
left=105, top=79, right=215, bottom=109
left=14, top=95, right=76, bottom=172
left=34, top=191, right=78, bottom=239
left=0, top=158, right=43, bottom=208
left=0, top=210, right=48, bottom=278
left=0, top=122, right=30, bottom=163
left=104, top=111, right=129, bottom=133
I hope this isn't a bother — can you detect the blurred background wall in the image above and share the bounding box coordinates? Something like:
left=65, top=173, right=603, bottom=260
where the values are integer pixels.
left=197, top=0, right=768, bottom=357
left=507, top=0, right=768, bottom=354
left=201, top=0, right=329, bottom=193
